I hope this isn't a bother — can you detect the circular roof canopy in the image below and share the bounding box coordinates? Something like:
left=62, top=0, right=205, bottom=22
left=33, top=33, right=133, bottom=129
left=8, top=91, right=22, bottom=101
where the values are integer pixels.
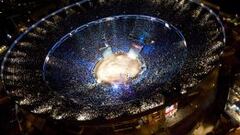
left=1, top=0, right=225, bottom=122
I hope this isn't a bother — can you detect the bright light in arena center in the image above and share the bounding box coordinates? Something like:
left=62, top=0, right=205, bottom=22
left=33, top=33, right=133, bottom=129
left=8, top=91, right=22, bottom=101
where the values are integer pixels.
left=94, top=43, right=143, bottom=85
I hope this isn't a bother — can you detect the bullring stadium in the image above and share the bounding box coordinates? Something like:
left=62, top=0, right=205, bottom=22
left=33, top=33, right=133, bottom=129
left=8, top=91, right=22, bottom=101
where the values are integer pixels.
left=2, top=0, right=240, bottom=135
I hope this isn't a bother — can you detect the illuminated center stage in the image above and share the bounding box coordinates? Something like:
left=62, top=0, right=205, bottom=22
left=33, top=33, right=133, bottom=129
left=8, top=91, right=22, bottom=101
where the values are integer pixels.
left=94, top=46, right=143, bottom=87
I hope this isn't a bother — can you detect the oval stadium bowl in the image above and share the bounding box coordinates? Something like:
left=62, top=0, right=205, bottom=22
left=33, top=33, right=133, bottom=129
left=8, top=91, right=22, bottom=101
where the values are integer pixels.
left=1, top=0, right=225, bottom=123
